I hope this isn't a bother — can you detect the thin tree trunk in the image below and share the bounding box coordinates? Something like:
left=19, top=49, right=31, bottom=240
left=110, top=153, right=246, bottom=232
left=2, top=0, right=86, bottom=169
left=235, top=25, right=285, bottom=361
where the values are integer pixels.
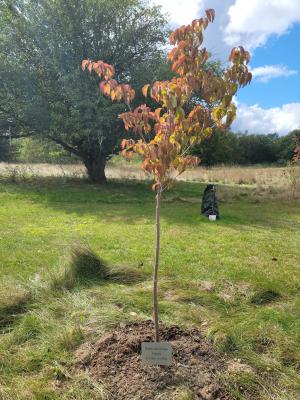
left=153, top=185, right=161, bottom=342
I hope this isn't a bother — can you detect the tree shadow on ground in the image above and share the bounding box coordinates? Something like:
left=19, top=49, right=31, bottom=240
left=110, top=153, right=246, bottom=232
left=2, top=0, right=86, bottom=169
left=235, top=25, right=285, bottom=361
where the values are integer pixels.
left=0, top=264, right=146, bottom=333
left=0, top=292, right=32, bottom=329
left=1, top=176, right=299, bottom=232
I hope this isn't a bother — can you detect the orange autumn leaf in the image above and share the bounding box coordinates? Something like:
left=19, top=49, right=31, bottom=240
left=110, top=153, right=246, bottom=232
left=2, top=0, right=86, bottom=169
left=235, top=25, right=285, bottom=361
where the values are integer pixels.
left=142, top=84, right=150, bottom=97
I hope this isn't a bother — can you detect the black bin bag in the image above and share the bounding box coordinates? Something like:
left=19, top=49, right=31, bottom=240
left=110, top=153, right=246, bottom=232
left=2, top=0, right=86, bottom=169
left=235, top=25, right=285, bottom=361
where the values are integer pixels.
left=201, top=184, right=220, bottom=219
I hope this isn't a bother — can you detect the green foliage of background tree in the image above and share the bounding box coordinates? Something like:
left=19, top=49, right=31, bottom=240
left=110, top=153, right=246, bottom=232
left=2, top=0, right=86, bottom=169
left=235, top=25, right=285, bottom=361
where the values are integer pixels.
left=0, top=138, right=11, bottom=162
left=236, top=133, right=281, bottom=164
left=277, top=130, right=300, bottom=163
left=0, top=0, right=169, bottom=182
left=0, top=112, right=18, bottom=161
left=16, top=137, right=78, bottom=164
left=190, top=129, right=239, bottom=165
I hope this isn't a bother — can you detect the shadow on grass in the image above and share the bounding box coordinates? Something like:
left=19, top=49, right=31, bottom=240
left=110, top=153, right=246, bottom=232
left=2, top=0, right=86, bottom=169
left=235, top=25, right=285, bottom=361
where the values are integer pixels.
left=0, top=292, right=32, bottom=329
left=1, top=176, right=299, bottom=231
left=250, top=289, right=281, bottom=305
left=51, top=264, right=145, bottom=291
left=0, top=245, right=145, bottom=332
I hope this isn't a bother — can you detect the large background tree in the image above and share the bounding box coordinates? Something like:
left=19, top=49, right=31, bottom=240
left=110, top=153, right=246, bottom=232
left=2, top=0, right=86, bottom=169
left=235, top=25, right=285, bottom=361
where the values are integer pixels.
left=0, top=0, right=169, bottom=182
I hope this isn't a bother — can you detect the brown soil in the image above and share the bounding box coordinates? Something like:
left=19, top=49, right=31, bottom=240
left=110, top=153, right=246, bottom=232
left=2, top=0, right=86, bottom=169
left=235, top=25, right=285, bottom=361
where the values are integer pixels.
left=75, top=320, right=230, bottom=400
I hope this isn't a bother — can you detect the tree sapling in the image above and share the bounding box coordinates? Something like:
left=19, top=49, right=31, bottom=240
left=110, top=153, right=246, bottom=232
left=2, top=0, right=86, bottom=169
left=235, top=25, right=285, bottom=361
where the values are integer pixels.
left=83, top=8, right=252, bottom=341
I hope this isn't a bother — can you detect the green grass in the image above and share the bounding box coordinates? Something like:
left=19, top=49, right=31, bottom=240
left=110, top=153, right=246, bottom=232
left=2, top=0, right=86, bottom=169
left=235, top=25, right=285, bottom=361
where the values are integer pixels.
left=0, top=177, right=300, bottom=399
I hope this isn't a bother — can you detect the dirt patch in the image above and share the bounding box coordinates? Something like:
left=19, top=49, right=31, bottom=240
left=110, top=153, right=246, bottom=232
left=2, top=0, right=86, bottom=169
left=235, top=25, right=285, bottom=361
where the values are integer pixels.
left=75, top=321, right=229, bottom=400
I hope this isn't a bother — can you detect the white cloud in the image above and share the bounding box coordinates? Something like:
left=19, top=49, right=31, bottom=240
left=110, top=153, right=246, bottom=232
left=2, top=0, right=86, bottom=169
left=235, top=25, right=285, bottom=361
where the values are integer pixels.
left=199, top=0, right=236, bottom=61
left=250, top=65, right=298, bottom=83
left=225, top=0, right=300, bottom=50
left=151, top=0, right=202, bottom=26
left=152, top=0, right=235, bottom=60
left=152, top=0, right=300, bottom=59
left=232, top=103, right=300, bottom=135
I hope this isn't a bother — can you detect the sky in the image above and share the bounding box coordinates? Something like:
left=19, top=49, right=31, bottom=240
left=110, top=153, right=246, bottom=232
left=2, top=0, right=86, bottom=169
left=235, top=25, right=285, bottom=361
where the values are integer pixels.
left=151, top=0, right=300, bottom=135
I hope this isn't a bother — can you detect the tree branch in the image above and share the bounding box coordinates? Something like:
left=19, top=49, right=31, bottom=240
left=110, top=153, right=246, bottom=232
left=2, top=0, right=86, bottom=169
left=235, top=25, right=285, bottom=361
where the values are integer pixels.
left=0, top=103, right=83, bottom=157
left=46, top=134, right=82, bottom=158
left=0, top=132, right=33, bottom=139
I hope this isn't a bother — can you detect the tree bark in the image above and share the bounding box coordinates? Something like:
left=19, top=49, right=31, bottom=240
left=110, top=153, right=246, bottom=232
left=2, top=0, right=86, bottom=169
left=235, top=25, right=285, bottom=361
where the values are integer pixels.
left=153, top=185, right=162, bottom=342
left=83, top=154, right=107, bottom=184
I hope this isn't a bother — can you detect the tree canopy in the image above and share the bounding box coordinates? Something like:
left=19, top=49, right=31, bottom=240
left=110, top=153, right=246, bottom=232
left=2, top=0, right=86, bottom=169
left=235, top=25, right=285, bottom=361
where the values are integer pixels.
left=0, top=0, right=170, bottom=182
left=190, top=129, right=300, bottom=166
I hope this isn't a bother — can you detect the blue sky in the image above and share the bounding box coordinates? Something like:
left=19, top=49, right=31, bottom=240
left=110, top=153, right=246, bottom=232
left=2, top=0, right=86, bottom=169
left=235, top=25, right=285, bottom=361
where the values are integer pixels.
left=152, top=0, right=300, bottom=135
left=238, top=24, right=300, bottom=108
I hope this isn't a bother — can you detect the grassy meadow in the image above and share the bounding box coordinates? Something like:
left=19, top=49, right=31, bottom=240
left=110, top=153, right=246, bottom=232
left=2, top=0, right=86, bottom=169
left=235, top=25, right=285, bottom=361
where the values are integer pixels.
left=0, top=169, right=300, bottom=399
left=1, top=161, right=299, bottom=189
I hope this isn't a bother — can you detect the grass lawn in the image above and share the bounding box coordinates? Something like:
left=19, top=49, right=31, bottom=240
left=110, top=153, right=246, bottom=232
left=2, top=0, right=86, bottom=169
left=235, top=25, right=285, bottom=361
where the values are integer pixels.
left=0, top=177, right=299, bottom=399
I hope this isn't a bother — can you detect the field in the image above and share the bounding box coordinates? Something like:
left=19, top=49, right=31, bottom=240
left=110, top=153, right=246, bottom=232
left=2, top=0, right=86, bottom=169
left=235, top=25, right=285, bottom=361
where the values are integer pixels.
left=1, top=161, right=299, bottom=188
left=0, top=166, right=300, bottom=399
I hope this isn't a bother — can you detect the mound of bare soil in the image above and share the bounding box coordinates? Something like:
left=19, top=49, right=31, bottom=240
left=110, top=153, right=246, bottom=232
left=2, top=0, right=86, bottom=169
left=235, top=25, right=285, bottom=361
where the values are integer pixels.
left=75, top=321, right=229, bottom=400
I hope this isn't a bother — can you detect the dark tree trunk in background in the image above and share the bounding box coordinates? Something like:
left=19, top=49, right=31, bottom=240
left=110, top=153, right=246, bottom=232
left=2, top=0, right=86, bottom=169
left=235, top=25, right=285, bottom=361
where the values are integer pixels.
left=83, top=154, right=107, bottom=184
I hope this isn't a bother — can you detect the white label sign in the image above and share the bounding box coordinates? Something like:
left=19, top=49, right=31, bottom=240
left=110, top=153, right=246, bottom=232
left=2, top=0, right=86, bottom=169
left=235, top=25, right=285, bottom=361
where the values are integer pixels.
left=141, top=342, right=172, bottom=366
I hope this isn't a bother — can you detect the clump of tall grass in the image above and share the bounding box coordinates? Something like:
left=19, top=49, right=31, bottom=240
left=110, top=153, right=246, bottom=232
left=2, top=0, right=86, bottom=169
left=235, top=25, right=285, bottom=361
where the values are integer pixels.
left=51, top=243, right=142, bottom=290
left=50, top=243, right=109, bottom=290
left=68, top=243, right=109, bottom=280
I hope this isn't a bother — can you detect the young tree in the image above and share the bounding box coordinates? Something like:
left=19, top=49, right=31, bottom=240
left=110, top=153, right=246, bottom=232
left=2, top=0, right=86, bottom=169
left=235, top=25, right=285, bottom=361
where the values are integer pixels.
left=83, top=9, right=251, bottom=341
